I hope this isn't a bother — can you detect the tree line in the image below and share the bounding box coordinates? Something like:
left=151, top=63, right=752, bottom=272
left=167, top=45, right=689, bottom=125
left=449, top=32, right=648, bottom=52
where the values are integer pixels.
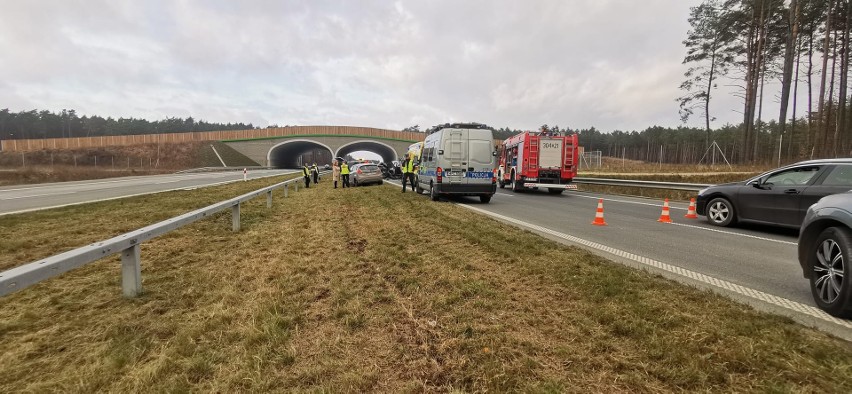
left=0, top=108, right=255, bottom=140
left=679, top=0, right=851, bottom=163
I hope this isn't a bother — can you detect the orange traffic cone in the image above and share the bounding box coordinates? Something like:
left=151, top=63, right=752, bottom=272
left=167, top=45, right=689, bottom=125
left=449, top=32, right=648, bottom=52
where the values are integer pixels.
left=591, top=198, right=607, bottom=226
left=684, top=198, right=698, bottom=219
left=657, top=198, right=673, bottom=223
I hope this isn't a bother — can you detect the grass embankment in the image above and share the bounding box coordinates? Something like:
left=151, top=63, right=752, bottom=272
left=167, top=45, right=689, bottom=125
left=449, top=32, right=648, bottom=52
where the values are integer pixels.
left=584, top=156, right=772, bottom=175
left=577, top=157, right=767, bottom=200
left=576, top=173, right=761, bottom=201
left=211, top=141, right=260, bottom=167
left=0, top=142, right=210, bottom=186
left=1, top=179, right=851, bottom=392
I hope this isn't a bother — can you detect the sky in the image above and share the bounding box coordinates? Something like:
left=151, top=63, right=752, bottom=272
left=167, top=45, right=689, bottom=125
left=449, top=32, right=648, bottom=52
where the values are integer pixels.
left=0, top=0, right=765, bottom=135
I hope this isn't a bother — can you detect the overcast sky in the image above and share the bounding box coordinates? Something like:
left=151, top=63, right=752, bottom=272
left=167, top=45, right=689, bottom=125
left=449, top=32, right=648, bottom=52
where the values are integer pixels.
left=1, top=0, right=763, bottom=133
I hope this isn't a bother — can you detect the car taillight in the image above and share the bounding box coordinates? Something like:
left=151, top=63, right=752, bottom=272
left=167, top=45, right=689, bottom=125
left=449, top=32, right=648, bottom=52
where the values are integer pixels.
left=492, top=168, right=497, bottom=184
left=357, top=169, right=362, bottom=174
left=436, top=167, right=443, bottom=183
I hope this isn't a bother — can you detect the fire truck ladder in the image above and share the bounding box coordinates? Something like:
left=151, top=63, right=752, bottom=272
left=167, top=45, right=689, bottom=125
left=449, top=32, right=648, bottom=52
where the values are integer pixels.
left=528, top=136, right=538, bottom=169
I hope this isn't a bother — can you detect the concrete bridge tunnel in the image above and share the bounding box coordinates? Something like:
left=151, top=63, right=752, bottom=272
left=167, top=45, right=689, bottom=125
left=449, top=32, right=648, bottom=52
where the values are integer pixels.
left=267, top=140, right=334, bottom=169
left=334, top=140, right=400, bottom=164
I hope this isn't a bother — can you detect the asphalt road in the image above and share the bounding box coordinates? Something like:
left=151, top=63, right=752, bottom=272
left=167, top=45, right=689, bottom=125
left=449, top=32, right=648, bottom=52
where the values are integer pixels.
left=387, top=180, right=852, bottom=338
left=485, top=189, right=805, bottom=302
left=0, top=169, right=297, bottom=216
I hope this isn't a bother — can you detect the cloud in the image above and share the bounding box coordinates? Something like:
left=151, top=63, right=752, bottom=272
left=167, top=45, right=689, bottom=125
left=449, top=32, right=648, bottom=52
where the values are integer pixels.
left=0, top=0, right=714, bottom=132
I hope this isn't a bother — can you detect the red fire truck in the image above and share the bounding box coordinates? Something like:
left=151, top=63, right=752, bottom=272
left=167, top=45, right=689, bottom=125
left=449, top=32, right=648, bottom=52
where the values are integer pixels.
left=497, top=131, right=580, bottom=194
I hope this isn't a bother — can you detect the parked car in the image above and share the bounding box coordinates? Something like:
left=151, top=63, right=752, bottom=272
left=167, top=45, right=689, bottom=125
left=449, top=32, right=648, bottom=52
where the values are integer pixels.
left=696, top=158, right=852, bottom=228
left=350, top=163, right=383, bottom=186
left=798, top=192, right=852, bottom=318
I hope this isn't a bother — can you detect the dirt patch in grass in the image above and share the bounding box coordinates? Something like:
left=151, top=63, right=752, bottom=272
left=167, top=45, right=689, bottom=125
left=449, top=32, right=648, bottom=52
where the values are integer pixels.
left=0, top=180, right=851, bottom=392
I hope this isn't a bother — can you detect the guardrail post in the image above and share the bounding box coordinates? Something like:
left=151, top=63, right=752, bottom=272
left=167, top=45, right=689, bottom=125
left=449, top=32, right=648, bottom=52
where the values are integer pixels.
left=284, top=184, right=289, bottom=198
left=232, top=203, right=240, bottom=231
left=267, top=190, right=272, bottom=208
left=295, top=182, right=299, bottom=192
left=121, top=244, right=142, bottom=297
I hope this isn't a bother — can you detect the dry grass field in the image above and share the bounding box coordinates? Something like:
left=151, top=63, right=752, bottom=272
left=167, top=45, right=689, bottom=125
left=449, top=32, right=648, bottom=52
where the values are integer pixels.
left=582, top=156, right=773, bottom=175
left=573, top=156, right=773, bottom=200
left=1, top=175, right=851, bottom=392
left=0, top=142, right=214, bottom=186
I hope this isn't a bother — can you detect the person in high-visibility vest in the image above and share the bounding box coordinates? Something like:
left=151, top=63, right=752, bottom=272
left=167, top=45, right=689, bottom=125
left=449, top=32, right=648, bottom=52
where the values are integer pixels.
left=311, top=163, right=319, bottom=184
left=401, top=156, right=416, bottom=193
left=302, top=164, right=311, bottom=188
left=340, top=162, right=350, bottom=188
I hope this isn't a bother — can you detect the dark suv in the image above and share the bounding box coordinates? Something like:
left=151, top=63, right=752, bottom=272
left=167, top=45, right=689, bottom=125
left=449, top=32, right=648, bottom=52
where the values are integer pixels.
left=696, top=159, right=852, bottom=228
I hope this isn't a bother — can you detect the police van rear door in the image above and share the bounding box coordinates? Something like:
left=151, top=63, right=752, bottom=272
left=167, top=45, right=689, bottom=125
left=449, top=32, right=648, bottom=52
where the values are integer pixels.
left=467, top=129, right=495, bottom=186
left=443, top=129, right=468, bottom=184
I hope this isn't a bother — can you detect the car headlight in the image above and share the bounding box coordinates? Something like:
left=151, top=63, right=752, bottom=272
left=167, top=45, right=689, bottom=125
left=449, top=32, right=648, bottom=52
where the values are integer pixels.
left=698, top=187, right=709, bottom=196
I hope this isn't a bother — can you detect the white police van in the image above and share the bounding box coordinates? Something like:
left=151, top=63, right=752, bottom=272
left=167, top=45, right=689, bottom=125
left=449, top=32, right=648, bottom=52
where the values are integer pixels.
left=416, top=123, right=497, bottom=203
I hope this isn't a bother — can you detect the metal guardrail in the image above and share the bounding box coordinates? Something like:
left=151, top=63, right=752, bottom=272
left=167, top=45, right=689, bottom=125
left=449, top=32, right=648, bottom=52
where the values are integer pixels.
left=0, top=173, right=322, bottom=298
left=573, top=177, right=711, bottom=192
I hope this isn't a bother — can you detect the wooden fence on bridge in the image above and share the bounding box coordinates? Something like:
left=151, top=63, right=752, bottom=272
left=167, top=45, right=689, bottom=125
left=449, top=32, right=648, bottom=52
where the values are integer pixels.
left=0, top=126, right=422, bottom=152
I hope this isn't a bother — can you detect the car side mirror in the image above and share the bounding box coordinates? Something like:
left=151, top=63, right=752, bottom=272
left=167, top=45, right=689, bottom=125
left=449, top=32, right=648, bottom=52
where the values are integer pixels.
left=492, top=151, right=497, bottom=156
left=438, top=150, right=444, bottom=155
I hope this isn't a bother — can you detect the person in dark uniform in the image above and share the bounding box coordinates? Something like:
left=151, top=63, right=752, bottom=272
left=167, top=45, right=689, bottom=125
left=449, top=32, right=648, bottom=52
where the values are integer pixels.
left=311, top=163, right=319, bottom=184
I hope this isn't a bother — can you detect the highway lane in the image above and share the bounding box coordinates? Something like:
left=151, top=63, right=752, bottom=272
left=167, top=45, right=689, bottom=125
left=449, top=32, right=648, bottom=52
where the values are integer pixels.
left=0, top=169, right=298, bottom=216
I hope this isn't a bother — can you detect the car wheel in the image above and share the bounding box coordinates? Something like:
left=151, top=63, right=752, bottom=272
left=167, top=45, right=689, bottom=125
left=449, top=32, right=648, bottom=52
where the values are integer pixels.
left=378, top=180, right=383, bottom=185
left=415, top=182, right=422, bottom=194
left=430, top=183, right=439, bottom=201
left=808, top=226, right=852, bottom=318
left=480, top=194, right=492, bottom=203
left=706, top=197, right=735, bottom=227
left=353, top=178, right=359, bottom=187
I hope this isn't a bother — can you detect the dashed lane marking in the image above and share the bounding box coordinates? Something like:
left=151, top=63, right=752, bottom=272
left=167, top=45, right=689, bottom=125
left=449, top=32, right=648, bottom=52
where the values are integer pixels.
left=671, top=222, right=797, bottom=246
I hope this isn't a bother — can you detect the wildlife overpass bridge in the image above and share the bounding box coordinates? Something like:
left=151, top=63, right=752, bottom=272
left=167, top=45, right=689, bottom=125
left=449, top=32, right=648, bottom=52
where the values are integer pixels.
left=224, top=133, right=420, bottom=168
left=0, top=126, right=424, bottom=168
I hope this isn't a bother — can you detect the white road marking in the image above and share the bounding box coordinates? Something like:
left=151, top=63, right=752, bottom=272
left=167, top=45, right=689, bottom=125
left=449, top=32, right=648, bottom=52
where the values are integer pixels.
left=671, top=222, right=798, bottom=245
left=1, top=192, right=62, bottom=200
left=458, top=204, right=852, bottom=333
left=569, top=192, right=687, bottom=210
